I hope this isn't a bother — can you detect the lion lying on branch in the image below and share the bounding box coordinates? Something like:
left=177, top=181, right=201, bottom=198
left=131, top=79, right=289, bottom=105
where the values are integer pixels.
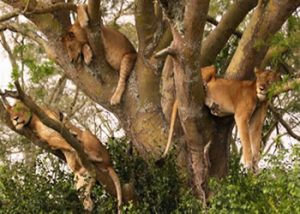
left=6, top=101, right=122, bottom=212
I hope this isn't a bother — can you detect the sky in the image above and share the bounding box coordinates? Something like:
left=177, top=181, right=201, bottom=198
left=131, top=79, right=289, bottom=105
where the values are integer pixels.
left=0, top=47, right=12, bottom=89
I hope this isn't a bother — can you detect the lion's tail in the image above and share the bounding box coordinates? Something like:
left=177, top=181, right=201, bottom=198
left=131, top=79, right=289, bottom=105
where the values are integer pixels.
left=162, top=99, right=178, bottom=159
left=108, top=167, right=122, bottom=214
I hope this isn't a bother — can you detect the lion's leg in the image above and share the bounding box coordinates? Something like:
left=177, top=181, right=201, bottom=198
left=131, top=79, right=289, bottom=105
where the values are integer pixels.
left=48, top=135, right=75, bottom=152
left=234, top=113, right=253, bottom=169
left=63, top=150, right=95, bottom=211
left=74, top=171, right=96, bottom=212
left=249, top=102, right=268, bottom=170
left=110, top=53, right=136, bottom=105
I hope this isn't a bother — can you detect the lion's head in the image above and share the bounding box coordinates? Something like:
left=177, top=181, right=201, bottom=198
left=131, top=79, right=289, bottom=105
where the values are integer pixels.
left=7, top=102, right=32, bottom=130
left=61, top=22, right=89, bottom=64
left=255, top=68, right=280, bottom=101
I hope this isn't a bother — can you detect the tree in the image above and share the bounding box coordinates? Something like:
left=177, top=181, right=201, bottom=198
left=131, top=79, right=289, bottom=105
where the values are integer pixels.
left=0, top=0, right=299, bottom=208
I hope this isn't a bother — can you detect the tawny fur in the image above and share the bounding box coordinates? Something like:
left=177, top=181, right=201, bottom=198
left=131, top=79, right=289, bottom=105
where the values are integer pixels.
left=64, top=120, right=123, bottom=211
left=204, top=67, right=280, bottom=170
left=62, top=5, right=137, bottom=105
left=7, top=102, right=122, bottom=212
left=163, top=66, right=280, bottom=171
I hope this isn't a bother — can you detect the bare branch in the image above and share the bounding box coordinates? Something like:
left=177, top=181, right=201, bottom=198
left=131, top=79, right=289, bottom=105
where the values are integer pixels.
left=0, top=3, right=77, bottom=23
left=0, top=22, right=58, bottom=61
left=155, top=46, right=176, bottom=58
left=268, top=104, right=300, bottom=141
left=0, top=32, right=18, bottom=71
left=48, top=75, right=67, bottom=105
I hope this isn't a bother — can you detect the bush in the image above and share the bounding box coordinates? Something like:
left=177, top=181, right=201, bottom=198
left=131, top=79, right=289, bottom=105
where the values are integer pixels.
left=107, top=138, right=201, bottom=213
left=0, top=157, right=84, bottom=213
left=1, top=139, right=299, bottom=213
left=208, top=145, right=300, bottom=214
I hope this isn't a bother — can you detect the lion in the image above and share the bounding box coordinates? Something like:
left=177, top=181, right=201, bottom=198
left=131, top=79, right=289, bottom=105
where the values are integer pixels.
left=204, top=67, right=280, bottom=170
left=62, top=5, right=137, bottom=106
left=6, top=101, right=122, bottom=212
left=162, top=66, right=280, bottom=171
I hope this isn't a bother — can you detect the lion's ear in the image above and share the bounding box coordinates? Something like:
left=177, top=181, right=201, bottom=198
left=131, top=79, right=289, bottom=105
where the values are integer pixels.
left=77, top=4, right=89, bottom=28
left=254, top=67, right=263, bottom=75
left=82, top=44, right=93, bottom=65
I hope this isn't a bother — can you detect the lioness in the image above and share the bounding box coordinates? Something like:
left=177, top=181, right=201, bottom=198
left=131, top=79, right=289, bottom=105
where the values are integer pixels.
left=204, top=67, right=280, bottom=169
left=6, top=101, right=122, bottom=212
left=62, top=5, right=137, bottom=105
left=162, top=66, right=280, bottom=170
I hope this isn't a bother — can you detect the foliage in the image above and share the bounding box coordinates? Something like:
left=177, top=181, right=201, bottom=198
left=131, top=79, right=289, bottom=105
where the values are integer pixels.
left=208, top=145, right=300, bottom=214
left=107, top=138, right=202, bottom=213
left=1, top=139, right=300, bottom=213
left=0, top=157, right=83, bottom=213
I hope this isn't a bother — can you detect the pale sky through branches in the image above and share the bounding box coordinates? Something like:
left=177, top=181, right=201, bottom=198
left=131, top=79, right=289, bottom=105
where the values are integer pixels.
left=0, top=47, right=12, bottom=89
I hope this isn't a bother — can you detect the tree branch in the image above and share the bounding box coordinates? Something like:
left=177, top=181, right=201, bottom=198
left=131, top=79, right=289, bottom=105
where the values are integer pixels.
left=0, top=3, right=77, bottom=23
left=226, top=0, right=300, bottom=80
left=268, top=104, right=300, bottom=141
left=206, top=15, right=243, bottom=38
left=201, top=0, right=258, bottom=67
left=48, top=75, right=67, bottom=106
left=0, top=22, right=55, bottom=60
left=154, top=46, right=176, bottom=58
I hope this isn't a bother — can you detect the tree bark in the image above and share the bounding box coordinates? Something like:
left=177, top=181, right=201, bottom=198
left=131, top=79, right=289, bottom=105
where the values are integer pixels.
left=226, top=0, right=300, bottom=80
left=201, top=0, right=258, bottom=66
left=163, top=0, right=211, bottom=201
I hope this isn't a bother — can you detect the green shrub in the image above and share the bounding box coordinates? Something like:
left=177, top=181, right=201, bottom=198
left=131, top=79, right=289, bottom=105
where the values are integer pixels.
left=0, top=157, right=83, bottom=213
left=1, top=138, right=299, bottom=213
left=208, top=145, right=300, bottom=214
left=107, top=138, right=202, bottom=213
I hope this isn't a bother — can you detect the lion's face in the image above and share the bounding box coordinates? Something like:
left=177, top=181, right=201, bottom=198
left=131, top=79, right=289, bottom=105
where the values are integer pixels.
left=62, top=22, right=88, bottom=63
left=62, top=31, right=83, bottom=63
left=8, top=102, right=32, bottom=130
left=255, top=68, right=280, bottom=101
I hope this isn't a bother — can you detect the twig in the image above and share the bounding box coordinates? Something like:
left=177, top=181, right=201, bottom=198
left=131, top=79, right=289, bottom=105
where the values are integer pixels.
left=48, top=75, right=67, bottom=105
left=268, top=104, right=300, bottom=141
